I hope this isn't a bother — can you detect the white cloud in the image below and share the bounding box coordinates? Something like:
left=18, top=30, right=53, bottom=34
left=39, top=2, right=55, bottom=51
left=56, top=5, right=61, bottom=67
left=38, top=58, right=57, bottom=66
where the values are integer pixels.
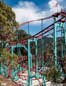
left=12, top=1, right=46, bottom=24
left=12, top=0, right=63, bottom=24
left=49, top=0, right=58, bottom=8
left=48, top=0, right=63, bottom=13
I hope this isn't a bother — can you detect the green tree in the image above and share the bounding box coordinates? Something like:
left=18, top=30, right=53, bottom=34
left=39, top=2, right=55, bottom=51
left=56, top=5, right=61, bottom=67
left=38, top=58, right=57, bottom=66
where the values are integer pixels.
left=15, top=29, right=31, bottom=40
left=0, top=1, right=18, bottom=41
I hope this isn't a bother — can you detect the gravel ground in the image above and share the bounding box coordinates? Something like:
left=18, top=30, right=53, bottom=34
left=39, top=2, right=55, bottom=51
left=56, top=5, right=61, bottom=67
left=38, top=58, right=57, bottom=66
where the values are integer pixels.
left=0, top=75, right=18, bottom=86
left=0, top=75, right=66, bottom=86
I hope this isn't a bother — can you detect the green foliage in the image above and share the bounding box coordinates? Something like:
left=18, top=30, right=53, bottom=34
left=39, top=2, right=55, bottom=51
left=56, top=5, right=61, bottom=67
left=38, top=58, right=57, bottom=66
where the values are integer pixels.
left=0, top=49, right=18, bottom=68
left=44, top=66, right=64, bottom=83
left=0, top=2, right=30, bottom=69
left=15, top=30, right=31, bottom=40
left=0, top=2, right=18, bottom=41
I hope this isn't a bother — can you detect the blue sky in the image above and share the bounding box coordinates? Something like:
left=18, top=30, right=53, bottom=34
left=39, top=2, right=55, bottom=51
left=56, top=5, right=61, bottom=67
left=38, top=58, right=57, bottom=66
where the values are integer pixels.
left=4, top=0, right=49, bottom=9
left=4, top=0, right=66, bottom=35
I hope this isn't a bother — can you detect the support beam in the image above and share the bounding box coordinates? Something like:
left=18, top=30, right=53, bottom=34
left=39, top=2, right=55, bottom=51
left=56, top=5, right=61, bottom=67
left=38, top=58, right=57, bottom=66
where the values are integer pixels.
left=53, top=17, right=57, bottom=68
left=28, top=39, right=32, bottom=86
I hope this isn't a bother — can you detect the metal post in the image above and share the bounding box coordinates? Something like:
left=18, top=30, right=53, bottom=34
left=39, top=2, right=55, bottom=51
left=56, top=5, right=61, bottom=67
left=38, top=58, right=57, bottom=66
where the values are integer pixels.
left=12, top=68, right=16, bottom=81
left=64, top=28, right=66, bottom=44
left=11, top=46, right=14, bottom=56
left=61, top=22, right=64, bottom=58
left=53, top=17, right=57, bottom=68
left=3, top=65, right=8, bottom=77
left=28, top=39, right=32, bottom=86
left=17, top=46, right=21, bottom=57
left=64, top=21, right=66, bottom=55
left=41, top=20, right=46, bottom=86
left=17, top=64, right=22, bottom=72
left=34, top=38, right=38, bottom=76
left=28, top=39, right=38, bottom=85
left=41, top=20, right=44, bottom=68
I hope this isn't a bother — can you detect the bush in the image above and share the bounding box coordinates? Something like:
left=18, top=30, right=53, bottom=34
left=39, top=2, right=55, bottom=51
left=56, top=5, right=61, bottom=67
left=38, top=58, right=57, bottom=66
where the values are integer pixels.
left=44, top=66, right=64, bottom=83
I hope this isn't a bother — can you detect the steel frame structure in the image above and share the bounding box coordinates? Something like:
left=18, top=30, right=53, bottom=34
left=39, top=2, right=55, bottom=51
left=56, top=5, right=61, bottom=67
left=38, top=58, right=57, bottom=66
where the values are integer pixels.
left=0, top=11, right=66, bottom=86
